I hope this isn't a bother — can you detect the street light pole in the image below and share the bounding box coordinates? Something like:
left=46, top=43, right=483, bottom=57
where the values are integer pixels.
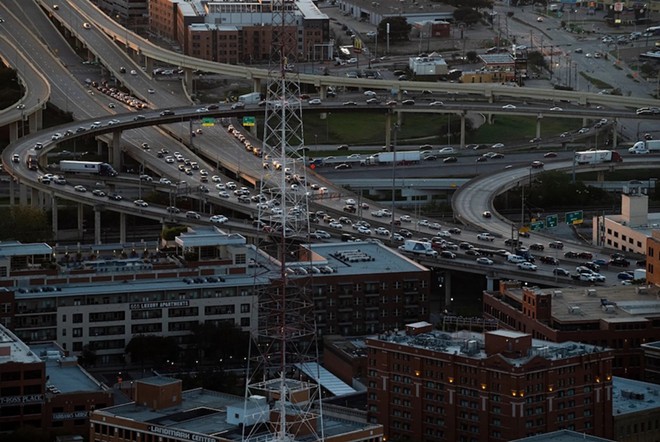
left=390, top=122, right=399, bottom=241
left=16, top=104, right=25, bottom=138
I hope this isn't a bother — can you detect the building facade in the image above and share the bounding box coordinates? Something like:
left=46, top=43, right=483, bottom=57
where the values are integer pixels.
left=366, top=323, right=615, bottom=441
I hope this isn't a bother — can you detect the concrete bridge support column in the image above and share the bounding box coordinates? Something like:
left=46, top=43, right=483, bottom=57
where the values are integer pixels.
left=119, top=212, right=127, bottom=244
left=183, top=68, right=194, bottom=96
left=460, top=114, right=466, bottom=149
left=612, top=119, right=618, bottom=148
left=8, top=122, right=18, bottom=143
left=596, top=171, right=605, bottom=182
left=19, top=182, right=28, bottom=206
left=111, top=131, right=122, bottom=171
left=487, top=113, right=493, bottom=124
left=252, top=78, right=261, bottom=93
left=94, top=209, right=102, bottom=245
left=29, top=109, right=43, bottom=132
left=9, top=179, right=15, bottom=206
left=51, top=194, right=58, bottom=241
left=97, top=139, right=104, bottom=157
left=319, top=85, right=328, bottom=99
left=145, top=57, right=154, bottom=77
left=31, top=188, right=39, bottom=209
left=77, top=204, right=84, bottom=239
left=486, top=275, right=495, bottom=292
left=536, top=116, right=542, bottom=139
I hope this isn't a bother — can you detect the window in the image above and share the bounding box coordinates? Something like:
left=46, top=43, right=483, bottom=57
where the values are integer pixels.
left=73, top=314, right=83, bottom=323
left=241, top=304, right=250, bottom=313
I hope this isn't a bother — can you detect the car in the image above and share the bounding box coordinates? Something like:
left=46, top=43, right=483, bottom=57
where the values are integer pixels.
left=578, top=252, right=593, bottom=260
left=92, top=189, right=106, bottom=197
left=185, top=211, right=201, bottom=220
left=342, top=101, right=358, bottom=106
left=308, top=98, right=322, bottom=105
left=357, top=226, right=371, bottom=234
left=564, top=251, right=580, bottom=259
left=529, top=243, right=544, bottom=251
left=11, top=154, right=19, bottom=163
left=544, top=152, right=558, bottom=158
left=442, top=156, right=458, bottom=164
left=617, top=272, right=634, bottom=281
left=529, top=137, right=542, bottom=143
left=429, top=101, right=444, bottom=106
left=134, top=115, right=146, bottom=121
left=531, top=161, right=544, bottom=169
left=73, top=185, right=87, bottom=192
left=106, top=193, right=122, bottom=201
left=329, top=221, right=343, bottom=229
left=578, top=127, right=590, bottom=134
left=133, top=199, right=149, bottom=207
left=540, top=256, right=559, bottom=265
left=518, top=262, right=538, bottom=271
left=549, top=241, right=564, bottom=249
left=482, top=211, right=492, bottom=218
left=313, top=230, right=331, bottom=239
left=502, top=104, right=517, bottom=109
left=610, top=258, right=630, bottom=267
left=477, top=233, right=495, bottom=241
left=476, top=156, right=487, bottom=163
left=549, top=107, right=563, bottom=112
left=438, top=147, right=455, bottom=155
left=553, top=268, right=570, bottom=277
left=402, top=99, right=415, bottom=106
left=363, top=90, right=377, bottom=97
left=347, top=154, right=361, bottom=159
left=218, top=191, right=230, bottom=198
left=82, top=22, right=91, bottom=29
left=536, top=16, right=544, bottom=22
left=335, top=163, right=351, bottom=170
left=130, top=70, right=137, bottom=75
left=491, top=143, right=505, bottom=149
left=160, top=110, right=175, bottom=116
left=366, top=98, right=380, bottom=104
left=53, top=4, right=59, bottom=10
left=504, top=239, right=523, bottom=247
left=440, top=251, right=456, bottom=259
left=374, top=227, right=390, bottom=236
left=476, top=257, right=494, bottom=265
left=448, top=227, right=462, bottom=234
left=107, top=119, right=121, bottom=125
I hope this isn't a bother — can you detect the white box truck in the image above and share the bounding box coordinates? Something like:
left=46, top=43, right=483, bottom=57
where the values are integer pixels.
left=398, top=240, right=438, bottom=257
left=238, top=92, right=262, bottom=105
left=574, top=150, right=623, bottom=164
left=362, top=151, right=421, bottom=165
left=628, top=140, right=660, bottom=154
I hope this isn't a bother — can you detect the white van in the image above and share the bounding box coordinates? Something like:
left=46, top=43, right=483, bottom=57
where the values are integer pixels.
left=507, top=254, right=526, bottom=264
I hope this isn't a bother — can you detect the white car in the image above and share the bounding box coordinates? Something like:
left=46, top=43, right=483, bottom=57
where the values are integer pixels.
left=357, top=226, right=372, bottom=234
left=429, top=101, right=444, bottom=106
left=363, top=90, right=377, bottom=97
left=477, top=233, right=495, bottom=241
left=436, top=230, right=451, bottom=238
left=73, top=185, right=87, bottom=192
left=308, top=99, right=322, bottom=105
left=502, top=104, right=517, bottom=109
left=329, top=221, right=343, bottom=229
left=345, top=198, right=357, bottom=206
left=374, top=227, right=390, bottom=236
left=159, top=178, right=172, bottom=185
left=313, top=230, right=331, bottom=239
left=518, top=261, right=538, bottom=271
left=418, top=219, right=430, bottom=227
left=133, top=199, right=148, bottom=207
left=392, top=233, right=405, bottom=241
left=438, top=147, right=455, bottom=154
left=399, top=215, right=412, bottom=223
left=430, top=222, right=442, bottom=230
left=210, top=215, right=229, bottom=224
left=476, top=257, right=494, bottom=265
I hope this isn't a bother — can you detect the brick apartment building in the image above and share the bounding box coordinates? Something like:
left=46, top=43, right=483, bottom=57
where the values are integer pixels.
left=483, top=281, right=660, bottom=379
left=148, top=0, right=332, bottom=64
left=366, top=322, right=615, bottom=441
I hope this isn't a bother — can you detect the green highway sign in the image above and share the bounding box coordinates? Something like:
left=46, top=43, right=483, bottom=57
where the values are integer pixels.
left=202, top=117, right=216, bottom=127
left=242, top=116, right=256, bottom=127
left=531, top=220, right=545, bottom=231
left=546, top=214, right=558, bottom=228
left=565, top=210, right=584, bottom=225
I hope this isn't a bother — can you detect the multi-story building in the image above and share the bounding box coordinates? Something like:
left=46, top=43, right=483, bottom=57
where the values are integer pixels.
left=611, top=376, right=660, bottom=442
left=645, top=230, right=660, bottom=285
left=0, top=325, right=111, bottom=435
left=483, top=280, right=660, bottom=379
left=149, top=0, right=332, bottom=63
left=89, top=376, right=383, bottom=441
left=366, top=322, right=615, bottom=441
left=1, top=229, right=431, bottom=363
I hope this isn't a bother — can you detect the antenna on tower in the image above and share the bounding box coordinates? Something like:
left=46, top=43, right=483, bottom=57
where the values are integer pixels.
left=242, top=0, right=324, bottom=439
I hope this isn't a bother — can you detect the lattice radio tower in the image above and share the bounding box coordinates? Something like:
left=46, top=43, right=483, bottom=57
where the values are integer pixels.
left=242, top=0, right=324, bottom=439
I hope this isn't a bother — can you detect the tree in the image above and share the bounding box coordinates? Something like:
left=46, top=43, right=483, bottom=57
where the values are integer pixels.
left=188, top=322, right=250, bottom=364
left=377, top=17, right=412, bottom=43
left=0, top=206, right=50, bottom=242
left=466, top=51, right=479, bottom=63
left=78, top=344, right=97, bottom=368
left=125, top=335, right=179, bottom=366
left=453, top=8, right=482, bottom=26
left=526, top=51, right=547, bottom=69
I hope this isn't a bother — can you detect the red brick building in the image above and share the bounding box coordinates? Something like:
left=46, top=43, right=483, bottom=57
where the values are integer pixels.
left=366, top=322, right=614, bottom=441
left=483, top=281, right=660, bottom=379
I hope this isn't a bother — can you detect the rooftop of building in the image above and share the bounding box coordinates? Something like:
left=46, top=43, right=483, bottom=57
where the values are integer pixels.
left=338, top=0, right=454, bottom=17
left=0, top=324, right=42, bottom=364
left=30, top=343, right=107, bottom=394
left=496, top=283, right=660, bottom=323
left=302, top=241, right=428, bottom=276
left=612, top=376, right=660, bottom=416
left=0, top=240, right=52, bottom=257
left=368, top=328, right=606, bottom=365
left=607, top=213, right=660, bottom=236
left=96, top=383, right=380, bottom=441
left=511, top=429, right=614, bottom=441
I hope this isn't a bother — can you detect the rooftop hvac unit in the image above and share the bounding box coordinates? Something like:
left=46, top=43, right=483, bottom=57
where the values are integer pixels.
left=568, top=306, right=582, bottom=315
left=553, top=290, right=563, bottom=298
left=586, top=289, right=598, bottom=297
left=602, top=304, right=616, bottom=313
